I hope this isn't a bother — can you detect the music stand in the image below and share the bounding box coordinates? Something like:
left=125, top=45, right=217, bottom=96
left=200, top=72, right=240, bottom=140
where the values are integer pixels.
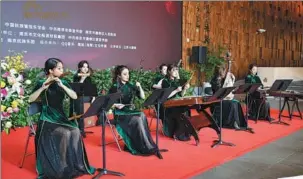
left=70, top=83, right=97, bottom=136
left=143, top=87, right=175, bottom=159
left=233, top=83, right=262, bottom=134
left=269, top=79, right=293, bottom=126
left=82, top=92, right=124, bottom=178
left=209, top=87, right=237, bottom=148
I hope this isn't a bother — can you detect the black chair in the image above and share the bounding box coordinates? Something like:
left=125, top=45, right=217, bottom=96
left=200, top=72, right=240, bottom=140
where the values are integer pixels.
left=19, top=102, right=41, bottom=168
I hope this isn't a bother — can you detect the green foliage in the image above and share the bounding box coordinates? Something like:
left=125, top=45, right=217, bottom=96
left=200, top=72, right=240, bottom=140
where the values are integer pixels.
left=22, top=67, right=43, bottom=95
left=91, top=68, right=113, bottom=93
left=198, top=45, right=226, bottom=81
left=129, top=69, right=156, bottom=92
left=61, top=69, right=76, bottom=83
left=179, top=68, right=193, bottom=83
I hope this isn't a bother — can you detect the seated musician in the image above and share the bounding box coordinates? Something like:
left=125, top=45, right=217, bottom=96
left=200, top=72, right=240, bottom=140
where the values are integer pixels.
left=108, top=65, right=159, bottom=157
left=245, top=63, right=272, bottom=122
left=152, top=63, right=167, bottom=89
left=210, top=65, right=247, bottom=129
left=160, top=64, right=191, bottom=141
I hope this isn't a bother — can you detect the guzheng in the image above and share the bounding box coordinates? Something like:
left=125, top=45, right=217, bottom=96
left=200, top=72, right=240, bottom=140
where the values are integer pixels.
left=269, top=91, right=303, bottom=99
left=163, top=96, right=220, bottom=146
left=164, top=96, right=216, bottom=108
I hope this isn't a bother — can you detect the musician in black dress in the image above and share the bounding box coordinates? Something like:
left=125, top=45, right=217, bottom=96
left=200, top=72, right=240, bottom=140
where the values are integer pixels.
left=160, top=64, right=191, bottom=141
left=108, top=65, right=158, bottom=156
left=245, top=63, right=272, bottom=122
left=210, top=65, right=247, bottom=129
left=152, top=63, right=167, bottom=89
left=71, top=60, right=94, bottom=138
left=29, top=58, right=95, bottom=179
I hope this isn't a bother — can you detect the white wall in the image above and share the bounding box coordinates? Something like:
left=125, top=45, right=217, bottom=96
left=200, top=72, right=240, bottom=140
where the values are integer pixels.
left=258, top=67, right=303, bottom=87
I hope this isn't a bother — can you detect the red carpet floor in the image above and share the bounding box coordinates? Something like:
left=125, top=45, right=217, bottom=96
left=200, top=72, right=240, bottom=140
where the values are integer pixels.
left=2, top=110, right=303, bottom=179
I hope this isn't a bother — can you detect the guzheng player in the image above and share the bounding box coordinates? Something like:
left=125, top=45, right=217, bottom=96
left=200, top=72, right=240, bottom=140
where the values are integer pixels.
left=245, top=63, right=273, bottom=122
left=160, top=64, right=192, bottom=141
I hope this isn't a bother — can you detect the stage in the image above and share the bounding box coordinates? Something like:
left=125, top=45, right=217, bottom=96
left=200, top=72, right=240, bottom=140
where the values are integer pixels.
left=2, top=109, right=303, bottom=179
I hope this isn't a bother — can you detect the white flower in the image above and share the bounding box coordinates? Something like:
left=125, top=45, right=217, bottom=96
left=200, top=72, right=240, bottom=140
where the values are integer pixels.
left=7, top=76, right=17, bottom=85
left=25, top=79, right=31, bottom=85
left=6, top=107, right=13, bottom=113
left=9, top=68, right=17, bottom=75
left=5, top=121, right=12, bottom=128
left=16, top=74, right=23, bottom=82
left=1, top=62, right=8, bottom=70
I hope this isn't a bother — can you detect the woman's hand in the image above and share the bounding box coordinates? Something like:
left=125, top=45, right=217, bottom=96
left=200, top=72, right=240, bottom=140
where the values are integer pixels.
left=176, top=86, right=182, bottom=92
left=80, top=76, right=87, bottom=83
left=41, top=77, right=52, bottom=90
left=136, top=81, right=141, bottom=88
left=53, top=77, right=64, bottom=88
left=114, top=103, right=125, bottom=109
left=184, top=83, right=190, bottom=90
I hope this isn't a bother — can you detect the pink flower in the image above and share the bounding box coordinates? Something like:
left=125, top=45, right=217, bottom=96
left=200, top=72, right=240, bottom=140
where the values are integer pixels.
left=1, top=88, right=7, bottom=97
left=19, top=88, right=24, bottom=96
left=13, top=107, right=19, bottom=113
left=2, top=72, right=10, bottom=78
left=1, top=112, right=10, bottom=118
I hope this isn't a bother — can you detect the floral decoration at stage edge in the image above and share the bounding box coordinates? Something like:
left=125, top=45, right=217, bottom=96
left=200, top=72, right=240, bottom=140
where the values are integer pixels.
left=1, top=51, right=31, bottom=134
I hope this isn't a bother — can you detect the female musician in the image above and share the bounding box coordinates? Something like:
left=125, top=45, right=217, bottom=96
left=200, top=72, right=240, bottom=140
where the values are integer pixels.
left=152, top=63, right=167, bottom=89
left=29, top=58, right=95, bottom=179
left=160, top=64, right=191, bottom=141
left=108, top=65, right=158, bottom=156
left=210, top=65, right=247, bottom=129
left=245, top=63, right=272, bottom=121
left=71, top=60, right=94, bottom=137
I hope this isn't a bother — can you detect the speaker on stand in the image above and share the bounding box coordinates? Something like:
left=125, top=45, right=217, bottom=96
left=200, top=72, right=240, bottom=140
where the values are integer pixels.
left=191, top=46, right=207, bottom=95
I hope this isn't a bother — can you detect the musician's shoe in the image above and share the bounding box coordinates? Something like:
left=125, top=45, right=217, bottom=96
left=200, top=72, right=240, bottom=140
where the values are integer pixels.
left=267, top=117, right=275, bottom=123
left=176, top=134, right=191, bottom=141
left=81, top=132, right=86, bottom=138
left=234, top=122, right=241, bottom=130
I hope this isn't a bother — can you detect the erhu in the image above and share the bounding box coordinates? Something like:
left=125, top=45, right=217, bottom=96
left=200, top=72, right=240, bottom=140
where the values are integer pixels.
left=176, top=59, right=182, bottom=80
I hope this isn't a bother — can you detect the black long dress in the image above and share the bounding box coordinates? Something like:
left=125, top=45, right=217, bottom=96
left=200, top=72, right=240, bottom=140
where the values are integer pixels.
left=160, top=77, right=191, bottom=141
left=33, top=79, right=95, bottom=179
left=108, top=82, right=158, bottom=156
left=245, top=74, right=271, bottom=121
left=70, top=74, right=93, bottom=134
left=210, top=76, right=247, bottom=129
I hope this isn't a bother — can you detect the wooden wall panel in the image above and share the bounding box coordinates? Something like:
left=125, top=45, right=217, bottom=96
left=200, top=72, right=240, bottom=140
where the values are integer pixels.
left=182, top=1, right=303, bottom=81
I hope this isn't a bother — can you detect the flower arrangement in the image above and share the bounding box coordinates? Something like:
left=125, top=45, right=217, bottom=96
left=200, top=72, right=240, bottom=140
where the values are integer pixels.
left=1, top=51, right=31, bottom=134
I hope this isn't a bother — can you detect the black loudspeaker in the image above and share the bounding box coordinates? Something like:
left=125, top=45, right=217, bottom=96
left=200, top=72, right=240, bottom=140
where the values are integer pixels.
left=191, top=46, right=207, bottom=64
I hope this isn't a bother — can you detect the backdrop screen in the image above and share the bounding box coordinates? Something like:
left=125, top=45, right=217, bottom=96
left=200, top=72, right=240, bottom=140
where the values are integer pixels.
left=1, top=1, right=182, bottom=70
